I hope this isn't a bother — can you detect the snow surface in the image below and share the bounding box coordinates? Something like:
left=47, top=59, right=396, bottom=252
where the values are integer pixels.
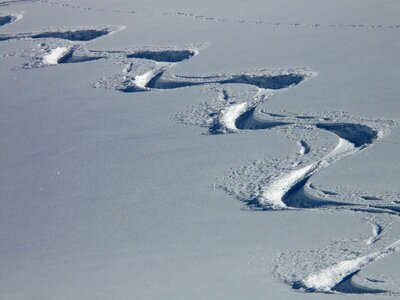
left=1, top=0, right=400, bottom=299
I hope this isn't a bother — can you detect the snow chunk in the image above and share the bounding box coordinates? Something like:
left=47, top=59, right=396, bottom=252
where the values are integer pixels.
left=219, top=102, right=248, bottom=132
left=43, top=47, right=72, bottom=65
left=300, top=239, right=400, bottom=292
left=133, top=70, right=156, bottom=89
left=259, top=163, right=315, bottom=209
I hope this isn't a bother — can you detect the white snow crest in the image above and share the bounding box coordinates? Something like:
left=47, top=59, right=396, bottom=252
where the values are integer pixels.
left=300, top=239, right=400, bottom=292
left=133, top=70, right=159, bottom=89
left=219, top=102, right=248, bottom=132
left=301, top=257, right=367, bottom=291
left=258, top=163, right=316, bottom=209
left=43, top=47, right=71, bottom=65
left=257, top=137, right=356, bottom=210
left=325, top=137, right=356, bottom=159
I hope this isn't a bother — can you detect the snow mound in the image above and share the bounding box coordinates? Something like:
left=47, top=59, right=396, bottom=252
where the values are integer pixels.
left=43, top=47, right=72, bottom=65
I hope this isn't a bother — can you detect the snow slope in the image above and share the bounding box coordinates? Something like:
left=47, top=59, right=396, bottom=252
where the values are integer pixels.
left=1, top=0, right=400, bottom=299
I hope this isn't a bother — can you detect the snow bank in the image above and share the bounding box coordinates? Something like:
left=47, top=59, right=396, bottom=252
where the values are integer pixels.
left=219, top=102, right=248, bottom=132
left=43, top=47, right=72, bottom=65
left=259, top=163, right=315, bottom=209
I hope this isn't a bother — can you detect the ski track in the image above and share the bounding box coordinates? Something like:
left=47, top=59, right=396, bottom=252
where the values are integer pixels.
left=0, top=14, right=16, bottom=26
left=0, top=11, right=22, bottom=26
left=1, top=10, right=400, bottom=296
left=366, top=219, right=383, bottom=245
left=0, top=27, right=119, bottom=42
left=90, top=45, right=399, bottom=294
left=0, top=24, right=122, bottom=68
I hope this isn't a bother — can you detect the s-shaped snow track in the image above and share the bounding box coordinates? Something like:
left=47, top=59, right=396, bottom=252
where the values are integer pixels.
left=87, top=45, right=400, bottom=295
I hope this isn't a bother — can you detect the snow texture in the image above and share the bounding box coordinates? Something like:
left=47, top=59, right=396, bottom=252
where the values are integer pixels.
left=1, top=0, right=400, bottom=299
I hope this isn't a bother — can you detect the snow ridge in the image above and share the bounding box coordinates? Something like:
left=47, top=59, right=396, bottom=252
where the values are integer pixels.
left=296, top=238, right=400, bottom=293
left=42, top=46, right=72, bottom=65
